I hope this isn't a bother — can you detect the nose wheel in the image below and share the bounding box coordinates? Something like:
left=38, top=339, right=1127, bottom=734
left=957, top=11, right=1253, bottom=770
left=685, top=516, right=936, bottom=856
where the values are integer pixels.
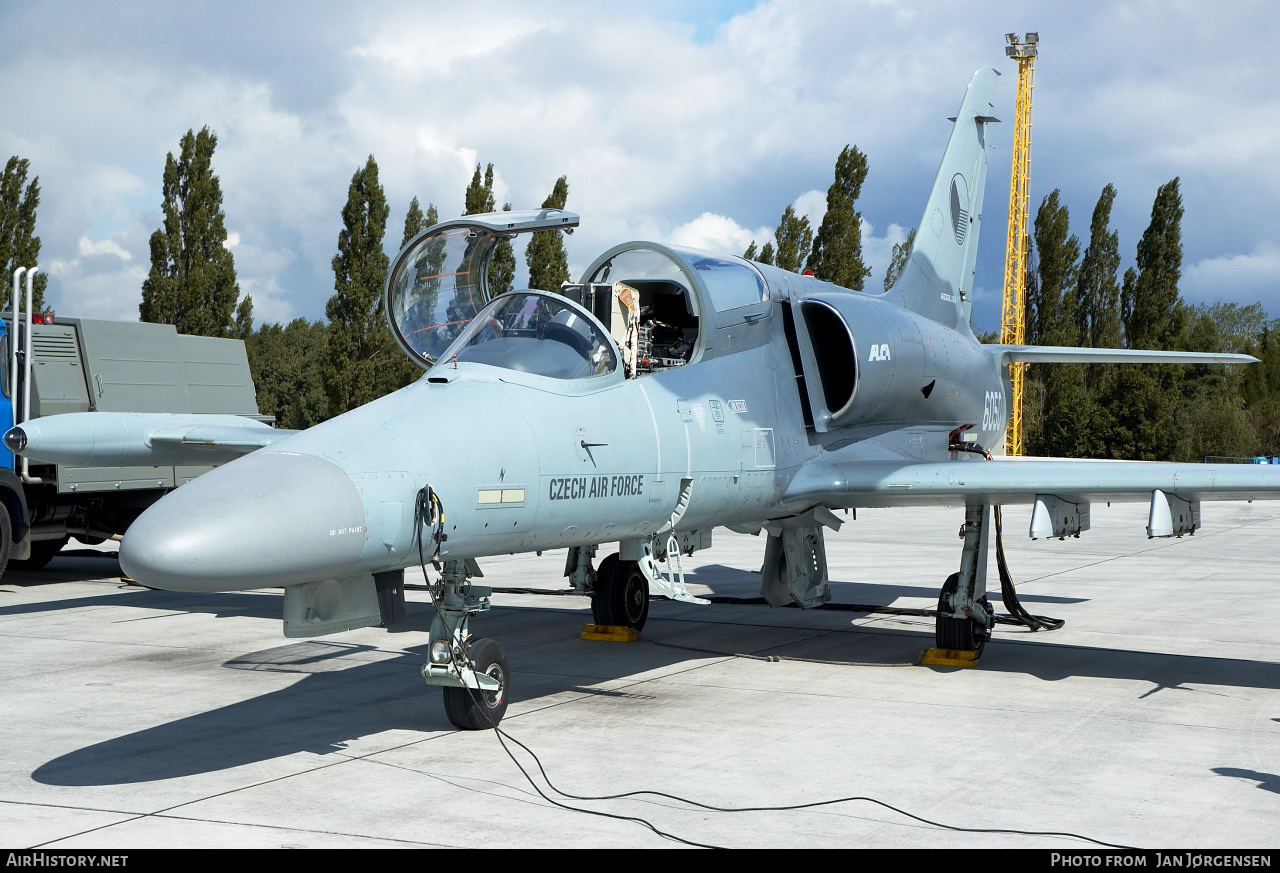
left=591, top=553, right=650, bottom=631
left=443, top=638, right=510, bottom=730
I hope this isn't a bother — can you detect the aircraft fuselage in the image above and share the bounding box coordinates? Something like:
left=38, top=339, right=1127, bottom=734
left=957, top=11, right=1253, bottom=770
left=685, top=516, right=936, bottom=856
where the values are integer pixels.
left=119, top=280, right=1006, bottom=594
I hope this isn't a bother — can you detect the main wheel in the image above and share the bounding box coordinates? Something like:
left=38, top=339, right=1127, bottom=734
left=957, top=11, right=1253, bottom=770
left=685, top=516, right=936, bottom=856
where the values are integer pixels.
left=443, top=638, right=510, bottom=730
left=591, top=553, right=649, bottom=631
left=935, top=572, right=992, bottom=654
left=11, top=536, right=67, bottom=571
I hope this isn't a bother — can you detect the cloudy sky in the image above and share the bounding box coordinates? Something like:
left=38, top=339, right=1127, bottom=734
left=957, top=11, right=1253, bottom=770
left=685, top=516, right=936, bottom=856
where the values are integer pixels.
left=2, top=0, right=1278, bottom=334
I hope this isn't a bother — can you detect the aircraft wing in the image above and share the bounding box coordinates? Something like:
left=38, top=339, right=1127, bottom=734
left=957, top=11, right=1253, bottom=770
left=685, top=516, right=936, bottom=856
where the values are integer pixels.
left=4, top=412, right=296, bottom=467
left=786, top=455, right=1280, bottom=511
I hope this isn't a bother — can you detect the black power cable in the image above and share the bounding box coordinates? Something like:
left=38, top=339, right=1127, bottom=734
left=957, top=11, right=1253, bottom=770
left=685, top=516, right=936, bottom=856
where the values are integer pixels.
left=993, top=505, right=1065, bottom=631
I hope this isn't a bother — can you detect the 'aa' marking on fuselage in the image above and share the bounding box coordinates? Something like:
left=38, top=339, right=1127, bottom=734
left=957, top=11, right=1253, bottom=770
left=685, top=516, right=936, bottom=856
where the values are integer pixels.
left=549, top=474, right=645, bottom=501
left=868, top=343, right=891, bottom=362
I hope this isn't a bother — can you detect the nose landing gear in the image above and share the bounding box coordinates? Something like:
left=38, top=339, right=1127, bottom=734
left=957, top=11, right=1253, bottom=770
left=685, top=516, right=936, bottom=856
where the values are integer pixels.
left=422, top=558, right=513, bottom=730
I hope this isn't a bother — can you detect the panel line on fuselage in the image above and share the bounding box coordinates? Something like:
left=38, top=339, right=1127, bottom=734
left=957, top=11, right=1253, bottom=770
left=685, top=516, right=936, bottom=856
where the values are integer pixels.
left=637, top=380, right=664, bottom=483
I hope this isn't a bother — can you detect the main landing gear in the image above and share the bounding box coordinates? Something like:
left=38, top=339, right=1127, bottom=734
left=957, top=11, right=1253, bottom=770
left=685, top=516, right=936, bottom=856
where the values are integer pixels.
left=934, top=503, right=995, bottom=656
left=590, top=552, right=650, bottom=631
left=936, top=572, right=991, bottom=654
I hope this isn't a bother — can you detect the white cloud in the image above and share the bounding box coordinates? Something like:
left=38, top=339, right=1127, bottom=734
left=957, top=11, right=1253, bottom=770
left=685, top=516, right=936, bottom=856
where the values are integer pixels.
left=1183, top=243, right=1280, bottom=313
left=45, top=259, right=148, bottom=322
left=669, top=212, right=771, bottom=255
left=859, top=220, right=916, bottom=292
left=793, top=190, right=827, bottom=232
left=76, top=237, right=132, bottom=261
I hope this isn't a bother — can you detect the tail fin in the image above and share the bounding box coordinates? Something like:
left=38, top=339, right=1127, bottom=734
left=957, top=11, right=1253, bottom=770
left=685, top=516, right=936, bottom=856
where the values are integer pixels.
left=886, top=66, right=1000, bottom=331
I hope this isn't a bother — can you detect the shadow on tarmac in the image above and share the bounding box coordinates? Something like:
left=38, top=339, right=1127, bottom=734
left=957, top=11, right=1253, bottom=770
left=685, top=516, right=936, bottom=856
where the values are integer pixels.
left=31, top=591, right=1280, bottom=787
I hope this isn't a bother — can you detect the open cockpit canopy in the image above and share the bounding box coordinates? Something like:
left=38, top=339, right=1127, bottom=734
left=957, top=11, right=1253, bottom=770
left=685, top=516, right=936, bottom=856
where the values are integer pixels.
left=566, top=243, right=767, bottom=376
left=386, top=209, right=579, bottom=367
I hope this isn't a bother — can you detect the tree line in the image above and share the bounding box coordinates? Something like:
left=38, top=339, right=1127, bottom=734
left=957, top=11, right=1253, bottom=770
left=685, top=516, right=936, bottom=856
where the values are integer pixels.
left=125, top=128, right=571, bottom=428
left=1013, top=179, right=1280, bottom=462
left=3, top=131, right=1278, bottom=459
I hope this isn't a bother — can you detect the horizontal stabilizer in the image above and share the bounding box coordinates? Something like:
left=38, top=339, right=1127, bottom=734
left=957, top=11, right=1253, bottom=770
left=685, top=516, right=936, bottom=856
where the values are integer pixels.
left=985, top=344, right=1258, bottom=366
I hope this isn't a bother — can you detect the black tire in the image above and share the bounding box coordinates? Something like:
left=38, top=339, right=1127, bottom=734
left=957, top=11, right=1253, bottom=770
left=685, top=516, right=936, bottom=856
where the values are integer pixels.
left=591, top=553, right=649, bottom=631
left=11, top=536, right=67, bottom=571
left=935, top=572, right=992, bottom=654
left=442, top=638, right=510, bottom=730
left=0, top=509, right=11, bottom=580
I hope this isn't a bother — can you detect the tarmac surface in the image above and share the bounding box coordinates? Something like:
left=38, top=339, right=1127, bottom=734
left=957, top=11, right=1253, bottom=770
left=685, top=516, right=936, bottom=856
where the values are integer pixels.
left=1, top=501, right=1278, bottom=849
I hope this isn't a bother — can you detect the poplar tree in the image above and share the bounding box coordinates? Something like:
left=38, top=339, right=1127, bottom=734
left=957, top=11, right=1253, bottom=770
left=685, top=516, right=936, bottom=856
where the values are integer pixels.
left=525, top=176, right=570, bottom=291
left=140, top=127, right=248, bottom=337
left=489, top=203, right=516, bottom=295
left=1026, top=191, right=1084, bottom=457
left=1028, top=191, right=1080, bottom=347
left=758, top=241, right=775, bottom=266
left=1107, top=179, right=1187, bottom=460
left=0, top=156, right=47, bottom=311
left=806, top=145, right=870, bottom=290
left=464, top=163, right=496, bottom=215
left=1068, top=185, right=1125, bottom=455
left=402, top=196, right=438, bottom=248
left=463, top=162, right=515, bottom=294
left=232, top=296, right=254, bottom=339
left=742, top=241, right=758, bottom=261
left=324, top=155, right=394, bottom=414
left=773, top=205, right=812, bottom=273
left=1125, top=178, right=1186, bottom=351
left=1075, top=185, right=1122, bottom=352
left=883, top=228, right=916, bottom=292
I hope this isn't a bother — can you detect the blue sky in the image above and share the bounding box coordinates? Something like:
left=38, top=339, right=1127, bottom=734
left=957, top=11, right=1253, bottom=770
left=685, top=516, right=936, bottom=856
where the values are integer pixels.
left=2, top=0, right=1278, bottom=335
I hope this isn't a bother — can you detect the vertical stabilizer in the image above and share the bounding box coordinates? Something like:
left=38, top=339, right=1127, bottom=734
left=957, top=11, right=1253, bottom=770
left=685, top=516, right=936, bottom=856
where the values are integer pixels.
left=886, top=67, right=1000, bottom=331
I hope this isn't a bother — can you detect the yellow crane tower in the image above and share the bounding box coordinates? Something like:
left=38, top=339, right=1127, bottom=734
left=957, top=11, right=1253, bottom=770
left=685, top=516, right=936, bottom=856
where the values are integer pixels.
left=1000, top=31, right=1038, bottom=456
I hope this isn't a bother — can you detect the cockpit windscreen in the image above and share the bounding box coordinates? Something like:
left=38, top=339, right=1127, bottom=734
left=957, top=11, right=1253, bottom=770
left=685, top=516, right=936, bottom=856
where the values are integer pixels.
left=435, top=292, right=618, bottom=380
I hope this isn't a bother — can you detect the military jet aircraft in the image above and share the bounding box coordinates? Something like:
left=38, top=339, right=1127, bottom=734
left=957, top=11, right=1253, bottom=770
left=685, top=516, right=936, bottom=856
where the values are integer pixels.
left=11, top=66, right=1280, bottom=730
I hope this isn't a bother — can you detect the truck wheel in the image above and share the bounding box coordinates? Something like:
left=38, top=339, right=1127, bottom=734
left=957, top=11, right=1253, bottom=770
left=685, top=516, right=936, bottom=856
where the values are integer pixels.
left=0, top=510, right=11, bottom=579
left=11, top=536, right=67, bottom=571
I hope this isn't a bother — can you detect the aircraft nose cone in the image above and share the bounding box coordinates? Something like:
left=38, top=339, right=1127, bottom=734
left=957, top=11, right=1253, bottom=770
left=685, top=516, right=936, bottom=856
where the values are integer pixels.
left=120, top=452, right=368, bottom=592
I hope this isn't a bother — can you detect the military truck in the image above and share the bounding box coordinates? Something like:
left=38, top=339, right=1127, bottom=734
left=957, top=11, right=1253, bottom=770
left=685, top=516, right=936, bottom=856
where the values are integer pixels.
left=0, top=312, right=263, bottom=577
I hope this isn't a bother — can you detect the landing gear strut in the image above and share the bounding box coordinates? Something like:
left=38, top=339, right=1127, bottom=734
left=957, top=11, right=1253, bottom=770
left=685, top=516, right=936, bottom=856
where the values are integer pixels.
left=936, top=572, right=992, bottom=654
left=591, top=552, right=649, bottom=631
left=935, top=503, right=995, bottom=655
left=422, top=558, right=511, bottom=730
